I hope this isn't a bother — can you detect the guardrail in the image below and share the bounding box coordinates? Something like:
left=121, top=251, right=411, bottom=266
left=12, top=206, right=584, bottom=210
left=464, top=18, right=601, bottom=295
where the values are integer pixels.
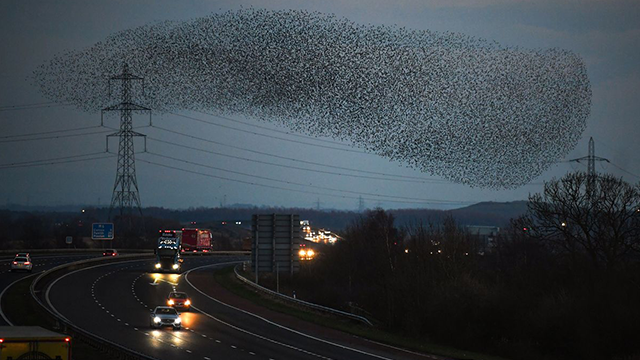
left=30, top=253, right=160, bottom=360
left=234, top=264, right=373, bottom=327
left=0, top=248, right=154, bottom=254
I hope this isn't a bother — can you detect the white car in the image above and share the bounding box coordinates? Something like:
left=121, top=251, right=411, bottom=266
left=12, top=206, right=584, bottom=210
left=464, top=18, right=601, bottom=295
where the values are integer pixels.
left=150, top=306, right=181, bottom=330
left=11, top=256, right=33, bottom=272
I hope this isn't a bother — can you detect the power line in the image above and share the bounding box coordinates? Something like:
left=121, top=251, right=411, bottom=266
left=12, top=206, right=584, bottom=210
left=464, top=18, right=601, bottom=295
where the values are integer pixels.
left=150, top=124, right=446, bottom=182
left=166, top=112, right=370, bottom=155
left=0, top=103, right=71, bottom=112
left=141, top=151, right=466, bottom=204
left=193, top=110, right=354, bottom=148
left=0, top=101, right=61, bottom=109
left=147, top=136, right=448, bottom=184
left=136, top=156, right=472, bottom=206
left=608, top=162, right=640, bottom=179
left=0, top=151, right=107, bottom=167
left=0, top=129, right=112, bottom=143
left=0, top=154, right=115, bottom=169
left=0, top=125, right=102, bottom=140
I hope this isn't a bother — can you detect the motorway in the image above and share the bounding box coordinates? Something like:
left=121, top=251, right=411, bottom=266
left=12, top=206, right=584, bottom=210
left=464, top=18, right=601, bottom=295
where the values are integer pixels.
left=45, top=256, right=435, bottom=360
left=0, top=253, right=103, bottom=326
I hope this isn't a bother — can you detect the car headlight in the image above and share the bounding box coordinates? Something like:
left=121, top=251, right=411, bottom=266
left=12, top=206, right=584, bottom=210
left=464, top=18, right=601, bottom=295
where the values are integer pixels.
left=155, top=263, right=161, bottom=269
left=299, top=249, right=306, bottom=257
left=185, top=300, right=191, bottom=306
left=154, top=317, right=161, bottom=323
left=174, top=317, right=181, bottom=324
left=168, top=300, right=174, bottom=305
left=307, top=249, right=315, bottom=257
left=172, top=264, right=179, bottom=270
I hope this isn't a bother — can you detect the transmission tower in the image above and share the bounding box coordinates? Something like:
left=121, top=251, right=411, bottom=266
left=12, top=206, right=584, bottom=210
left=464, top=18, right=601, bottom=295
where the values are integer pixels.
left=358, top=196, right=365, bottom=212
left=103, top=63, right=151, bottom=225
left=569, top=137, right=609, bottom=193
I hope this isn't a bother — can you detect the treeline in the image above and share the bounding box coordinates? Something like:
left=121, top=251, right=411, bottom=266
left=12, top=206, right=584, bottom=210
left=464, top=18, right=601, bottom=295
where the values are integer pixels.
left=0, top=208, right=247, bottom=251
left=0, top=209, right=180, bottom=250
left=282, top=173, right=640, bottom=360
left=0, top=200, right=526, bottom=234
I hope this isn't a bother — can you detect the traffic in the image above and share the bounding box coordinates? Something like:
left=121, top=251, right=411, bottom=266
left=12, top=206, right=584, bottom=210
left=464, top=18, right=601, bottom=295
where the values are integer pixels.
left=1, top=225, right=423, bottom=360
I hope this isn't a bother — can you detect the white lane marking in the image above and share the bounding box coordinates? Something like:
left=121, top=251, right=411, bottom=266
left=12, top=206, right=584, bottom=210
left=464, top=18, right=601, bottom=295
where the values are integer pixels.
left=45, top=259, right=155, bottom=331
left=43, top=258, right=239, bottom=357
left=190, top=303, right=332, bottom=360
left=0, top=272, right=42, bottom=325
left=185, top=264, right=390, bottom=360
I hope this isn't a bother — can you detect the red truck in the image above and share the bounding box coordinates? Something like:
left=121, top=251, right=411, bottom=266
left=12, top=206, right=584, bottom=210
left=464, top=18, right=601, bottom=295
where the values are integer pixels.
left=180, top=228, right=212, bottom=252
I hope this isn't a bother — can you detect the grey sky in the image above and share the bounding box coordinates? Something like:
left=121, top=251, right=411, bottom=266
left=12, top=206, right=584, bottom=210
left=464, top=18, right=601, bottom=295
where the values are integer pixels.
left=1, top=0, right=638, bottom=211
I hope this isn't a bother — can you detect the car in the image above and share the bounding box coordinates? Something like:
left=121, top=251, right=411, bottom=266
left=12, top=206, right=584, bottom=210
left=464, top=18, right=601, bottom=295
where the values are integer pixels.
left=102, top=249, right=118, bottom=257
left=11, top=257, right=33, bottom=272
left=167, top=292, right=191, bottom=311
left=150, top=306, right=181, bottom=330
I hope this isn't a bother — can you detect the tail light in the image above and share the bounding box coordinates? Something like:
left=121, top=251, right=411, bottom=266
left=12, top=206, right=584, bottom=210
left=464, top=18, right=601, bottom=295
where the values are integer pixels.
left=24, top=261, right=30, bottom=265
left=65, top=337, right=70, bottom=342
left=12, top=261, right=17, bottom=265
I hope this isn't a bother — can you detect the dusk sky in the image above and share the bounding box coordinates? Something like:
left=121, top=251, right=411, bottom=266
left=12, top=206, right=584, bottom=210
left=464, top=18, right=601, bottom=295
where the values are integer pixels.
left=1, top=0, right=639, bottom=211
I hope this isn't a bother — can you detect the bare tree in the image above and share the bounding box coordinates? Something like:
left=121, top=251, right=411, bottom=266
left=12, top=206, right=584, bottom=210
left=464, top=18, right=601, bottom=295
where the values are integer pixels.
left=527, top=171, right=640, bottom=271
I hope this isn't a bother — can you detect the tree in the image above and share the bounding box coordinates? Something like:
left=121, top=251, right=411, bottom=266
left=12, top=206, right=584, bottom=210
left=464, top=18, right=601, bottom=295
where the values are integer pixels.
left=527, top=171, right=640, bottom=271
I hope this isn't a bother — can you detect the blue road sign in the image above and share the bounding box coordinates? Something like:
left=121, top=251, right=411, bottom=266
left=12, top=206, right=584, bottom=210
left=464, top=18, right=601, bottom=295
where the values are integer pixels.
left=92, top=223, right=114, bottom=240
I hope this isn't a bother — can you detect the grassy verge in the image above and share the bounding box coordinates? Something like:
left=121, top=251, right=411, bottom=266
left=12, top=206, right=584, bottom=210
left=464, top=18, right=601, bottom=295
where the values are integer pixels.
left=214, top=266, right=510, bottom=360
left=2, top=275, right=113, bottom=360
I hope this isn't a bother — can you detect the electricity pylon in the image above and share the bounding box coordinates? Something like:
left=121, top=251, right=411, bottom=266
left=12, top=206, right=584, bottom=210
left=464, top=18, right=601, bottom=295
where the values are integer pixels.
left=103, top=63, right=150, bottom=228
left=570, top=137, right=609, bottom=194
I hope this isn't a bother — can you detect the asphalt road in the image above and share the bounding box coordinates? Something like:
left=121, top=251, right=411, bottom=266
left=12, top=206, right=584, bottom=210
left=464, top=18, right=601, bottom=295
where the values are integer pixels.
left=0, top=253, right=104, bottom=326
left=46, top=256, right=434, bottom=360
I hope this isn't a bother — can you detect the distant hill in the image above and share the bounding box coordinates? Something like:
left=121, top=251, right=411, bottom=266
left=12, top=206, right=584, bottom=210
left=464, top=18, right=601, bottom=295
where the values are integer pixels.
left=449, top=201, right=529, bottom=227
left=389, top=201, right=528, bottom=229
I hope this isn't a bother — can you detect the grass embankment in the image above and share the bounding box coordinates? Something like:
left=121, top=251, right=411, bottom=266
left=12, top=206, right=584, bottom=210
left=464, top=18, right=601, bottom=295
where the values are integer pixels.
left=214, top=266, right=509, bottom=360
left=2, top=275, right=113, bottom=360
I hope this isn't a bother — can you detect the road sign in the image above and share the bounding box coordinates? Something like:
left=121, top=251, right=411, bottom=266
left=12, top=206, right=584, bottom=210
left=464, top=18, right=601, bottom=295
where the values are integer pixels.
left=92, top=223, right=114, bottom=240
left=251, top=214, right=300, bottom=278
left=65, top=236, right=73, bottom=244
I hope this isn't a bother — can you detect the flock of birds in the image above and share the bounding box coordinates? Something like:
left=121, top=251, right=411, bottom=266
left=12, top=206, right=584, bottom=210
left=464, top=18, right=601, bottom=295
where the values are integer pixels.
left=33, top=8, right=591, bottom=189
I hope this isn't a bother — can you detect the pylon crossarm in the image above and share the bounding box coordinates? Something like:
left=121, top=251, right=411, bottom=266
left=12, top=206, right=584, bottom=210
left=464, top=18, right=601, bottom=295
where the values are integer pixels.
left=102, top=103, right=124, bottom=111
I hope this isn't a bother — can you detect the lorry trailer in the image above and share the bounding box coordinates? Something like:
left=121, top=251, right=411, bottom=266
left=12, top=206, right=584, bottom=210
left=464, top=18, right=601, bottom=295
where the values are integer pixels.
left=180, top=228, right=212, bottom=252
left=0, top=326, right=71, bottom=360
